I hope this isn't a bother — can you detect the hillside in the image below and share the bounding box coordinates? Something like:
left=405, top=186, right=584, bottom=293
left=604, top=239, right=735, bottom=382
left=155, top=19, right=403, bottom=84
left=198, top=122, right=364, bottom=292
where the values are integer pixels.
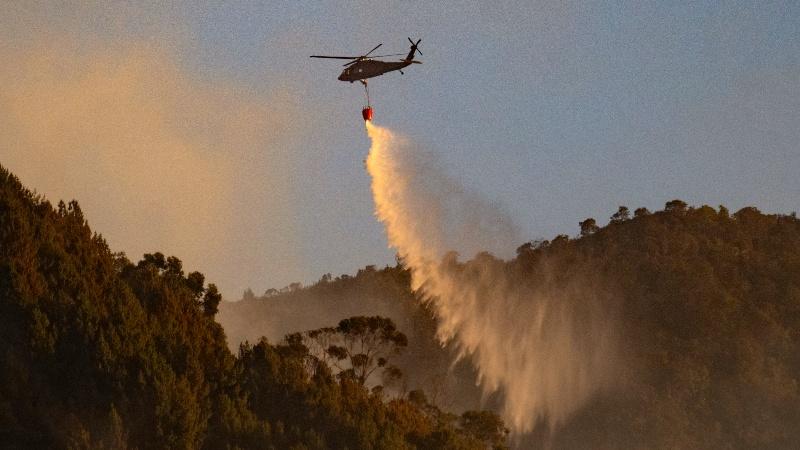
left=4, top=157, right=799, bottom=448
left=222, top=202, right=800, bottom=449
left=0, top=165, right=507, bottom=449
left=219, top=264, right=492, bottom=415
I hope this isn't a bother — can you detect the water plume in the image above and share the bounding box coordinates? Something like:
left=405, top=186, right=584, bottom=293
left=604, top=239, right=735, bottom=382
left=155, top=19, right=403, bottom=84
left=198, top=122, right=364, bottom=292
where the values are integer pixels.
left=364, top=122, right=620, bottom=433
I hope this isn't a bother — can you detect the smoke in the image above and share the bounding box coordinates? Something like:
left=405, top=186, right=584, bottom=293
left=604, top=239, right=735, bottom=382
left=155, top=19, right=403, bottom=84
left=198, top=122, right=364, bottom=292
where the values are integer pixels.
left=364, top=122, right=620, bottom=432
left=216, top=273, right=491, bottom=413
left=0, top=37, right=301, bottom=298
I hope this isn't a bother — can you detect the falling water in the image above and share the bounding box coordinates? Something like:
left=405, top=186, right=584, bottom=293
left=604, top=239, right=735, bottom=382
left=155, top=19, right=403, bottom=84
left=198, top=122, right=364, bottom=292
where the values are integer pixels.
left=364, top=122, right=620, bottom=432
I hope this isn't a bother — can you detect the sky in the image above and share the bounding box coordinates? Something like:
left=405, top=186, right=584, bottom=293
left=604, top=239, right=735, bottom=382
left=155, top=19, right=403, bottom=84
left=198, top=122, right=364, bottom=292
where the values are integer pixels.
left=1, top=1, right=798, bottom=299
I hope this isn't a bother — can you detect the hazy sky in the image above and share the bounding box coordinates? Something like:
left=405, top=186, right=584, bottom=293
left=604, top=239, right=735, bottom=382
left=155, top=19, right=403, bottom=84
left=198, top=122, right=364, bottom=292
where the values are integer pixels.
left=1, top=1, right=798, bottom=298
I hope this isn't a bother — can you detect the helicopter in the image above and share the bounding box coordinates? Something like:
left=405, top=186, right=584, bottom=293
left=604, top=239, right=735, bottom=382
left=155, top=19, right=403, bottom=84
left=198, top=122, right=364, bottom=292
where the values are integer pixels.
left=311, top=38, right=422, bottom=83
left=311, top=38, right=422, bottom=120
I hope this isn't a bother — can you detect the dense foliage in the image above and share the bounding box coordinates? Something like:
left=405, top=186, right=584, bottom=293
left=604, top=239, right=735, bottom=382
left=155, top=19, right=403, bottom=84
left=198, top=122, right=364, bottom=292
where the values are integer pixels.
left=536, top=202, right=800, bottom=449
left=5, top=159, right=800, bottom=449
left=226, top=203, right=800, bottom=449
left=218, top=265, right=488, bottom=416
left=0, top=165, right=506, bottom=449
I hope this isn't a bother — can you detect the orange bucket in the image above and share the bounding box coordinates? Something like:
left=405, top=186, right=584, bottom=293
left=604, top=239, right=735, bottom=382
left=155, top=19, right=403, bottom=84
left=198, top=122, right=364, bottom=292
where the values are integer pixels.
left=362, top=106, right=373, bottom=121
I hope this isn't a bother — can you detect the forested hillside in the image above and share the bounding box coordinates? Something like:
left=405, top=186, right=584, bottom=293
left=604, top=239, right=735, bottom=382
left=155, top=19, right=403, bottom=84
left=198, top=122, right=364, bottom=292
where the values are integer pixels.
left=529, top=202, right=800, bottom=448
left=4, top=158, right=799, bottom=449
left=0, top=165, right=507, bottom=449
left=224, top=202, right=800, bottom=449
left=219, top=264, right=491, bottom=416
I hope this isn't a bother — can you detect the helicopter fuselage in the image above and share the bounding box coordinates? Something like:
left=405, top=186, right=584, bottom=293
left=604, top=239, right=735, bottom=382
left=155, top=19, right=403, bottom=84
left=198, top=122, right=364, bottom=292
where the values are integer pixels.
left=338, top=59, right=420, bottom=82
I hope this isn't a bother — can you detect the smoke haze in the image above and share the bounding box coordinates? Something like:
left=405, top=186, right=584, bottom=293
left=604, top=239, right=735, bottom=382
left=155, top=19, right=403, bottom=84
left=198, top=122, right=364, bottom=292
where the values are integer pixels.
left=0, top=35, right=302, bottom=298
left=365, top=122, right=621, bottom=432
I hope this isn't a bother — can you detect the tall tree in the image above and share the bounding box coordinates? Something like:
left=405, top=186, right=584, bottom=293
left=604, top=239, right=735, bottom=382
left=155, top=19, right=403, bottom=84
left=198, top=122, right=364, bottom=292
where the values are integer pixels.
left=579, top=218, right=599, bottom=236
left=305, top=316, right=408, bottom=386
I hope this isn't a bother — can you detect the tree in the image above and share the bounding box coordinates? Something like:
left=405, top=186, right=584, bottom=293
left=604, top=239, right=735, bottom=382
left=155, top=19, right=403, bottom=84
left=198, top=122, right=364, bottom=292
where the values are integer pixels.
left=551, top=234, right=570, bottom=246
left=460, top=410, right=510, bottom=450
left=516, top=242, right=534, bottom=256
left=734, top=206, right=762, bottom=222
left=610, top=206, right=630, bottom=223
left=166, top=256, right=183, bottom=276
left=304, top=316, right=408, bottom=386
left=203, top=284, right=222, bottom=316
left=579, top=218, right=599, bottom=236
left=242, top=288, right=256, bottom=302
left=665, top=199, right=688, bottom=213
left=139, top=252, right=167, bottom=270
left=186, top=271, right=205, bottom=297
left=634, top=207, right=650, bottom=218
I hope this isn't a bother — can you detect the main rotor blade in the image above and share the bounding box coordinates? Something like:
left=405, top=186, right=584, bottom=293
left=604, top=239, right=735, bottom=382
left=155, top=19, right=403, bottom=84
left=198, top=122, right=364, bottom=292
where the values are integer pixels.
left=310, top=55, right=359, bottom=59
left=364, top=43, right=382, bottom=57
left=342, top=53, right=405, bottom=66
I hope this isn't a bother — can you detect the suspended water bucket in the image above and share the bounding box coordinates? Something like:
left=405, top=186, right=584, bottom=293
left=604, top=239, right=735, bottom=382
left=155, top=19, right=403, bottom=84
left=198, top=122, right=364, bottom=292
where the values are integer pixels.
left=362, top=106, right=373, bottom=121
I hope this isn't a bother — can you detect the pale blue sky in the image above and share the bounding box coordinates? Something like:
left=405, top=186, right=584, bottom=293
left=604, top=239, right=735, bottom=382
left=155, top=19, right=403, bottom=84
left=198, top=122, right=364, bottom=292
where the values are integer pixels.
left=2, top=1, right=798, bottom=297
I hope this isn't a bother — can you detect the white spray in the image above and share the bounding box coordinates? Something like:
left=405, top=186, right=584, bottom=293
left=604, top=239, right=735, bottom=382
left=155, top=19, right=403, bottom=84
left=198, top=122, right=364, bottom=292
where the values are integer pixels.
left=364, top=122, right=620, bottom=433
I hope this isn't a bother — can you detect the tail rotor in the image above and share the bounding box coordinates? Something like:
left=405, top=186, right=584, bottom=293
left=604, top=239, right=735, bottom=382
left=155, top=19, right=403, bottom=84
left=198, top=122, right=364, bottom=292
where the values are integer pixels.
left=405, top=38, right=422, bottom=60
